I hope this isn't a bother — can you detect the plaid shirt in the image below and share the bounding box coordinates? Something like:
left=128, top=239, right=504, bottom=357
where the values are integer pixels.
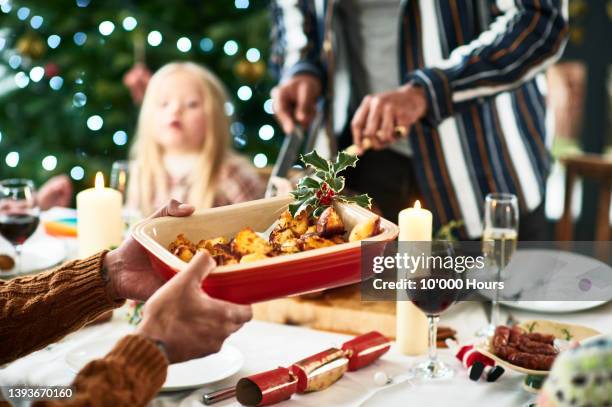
left=270, top=0, right=569, bottom=238
left=160, top=153, right=265, bottom=210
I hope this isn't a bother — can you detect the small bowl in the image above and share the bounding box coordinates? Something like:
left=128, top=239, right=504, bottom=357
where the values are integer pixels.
left=477, top=319, right=601, bottom=376
left=132, top=196, right=399, bottom=304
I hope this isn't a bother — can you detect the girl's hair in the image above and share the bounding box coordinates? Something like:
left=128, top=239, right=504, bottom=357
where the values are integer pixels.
left=129, top=62, right=230, bottom=215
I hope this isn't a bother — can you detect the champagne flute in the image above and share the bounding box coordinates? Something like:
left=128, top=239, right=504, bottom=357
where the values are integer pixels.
left=406, top=241, right=462, bottom=379
left=0, top=179, right=40, bottom=275
left=479, top=193, right=518, bottom=337
left=110, top=160, right=129, bottom=203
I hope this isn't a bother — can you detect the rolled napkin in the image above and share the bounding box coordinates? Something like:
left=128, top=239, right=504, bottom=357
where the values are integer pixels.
left=235, top=331, right=390, bottom=406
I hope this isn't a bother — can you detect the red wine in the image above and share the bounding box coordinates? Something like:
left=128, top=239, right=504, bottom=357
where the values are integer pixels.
left=408, top=277, right=459, bottom=315
left=0, top=214, right=39, bottom=245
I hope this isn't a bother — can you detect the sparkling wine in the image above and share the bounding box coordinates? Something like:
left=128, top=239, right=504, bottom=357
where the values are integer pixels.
left=0, top=214, right=40, bottom=245
left=482, top=227, right=517, bottom=269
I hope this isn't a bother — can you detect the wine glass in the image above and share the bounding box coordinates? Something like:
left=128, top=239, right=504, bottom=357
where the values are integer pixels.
left=478, top=193, right=519, bottom=337
left=406, top=241, right=463, bottom=379
left=110, top=160, right=129, bottom=203
left=0, top=179, right=40, bottom=275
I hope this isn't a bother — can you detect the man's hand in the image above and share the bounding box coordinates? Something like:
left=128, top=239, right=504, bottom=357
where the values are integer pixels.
left=351, top=84, right=427, bottom=154
left=104, top=200, right=195, bottom=302
left=136, top=252, right=253, bottom=363
left=272, top=74, right=322, bottom=134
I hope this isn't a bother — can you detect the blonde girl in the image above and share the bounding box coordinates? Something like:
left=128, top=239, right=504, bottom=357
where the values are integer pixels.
left=128, top=62, right=264, bottom=216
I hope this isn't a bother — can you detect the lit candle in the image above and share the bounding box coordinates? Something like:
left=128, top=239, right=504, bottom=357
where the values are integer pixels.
left=77, top=172, right=123, bottom=257
left=396, top=200, right=431, bottom=355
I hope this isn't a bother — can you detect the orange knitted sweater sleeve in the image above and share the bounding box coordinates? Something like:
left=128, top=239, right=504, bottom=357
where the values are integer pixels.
left=0, top=251, right=168, bottom=406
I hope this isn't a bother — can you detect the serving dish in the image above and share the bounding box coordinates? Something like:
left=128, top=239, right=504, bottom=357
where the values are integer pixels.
left=132, top=195, right=399, bottom=304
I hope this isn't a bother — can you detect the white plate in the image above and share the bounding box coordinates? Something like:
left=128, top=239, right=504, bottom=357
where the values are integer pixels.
left=500, top=300, right=607, bottom=313
left=480, top=249, right=609, bottom=313
left=0, top=229, right=66, bottom=277
left=65, top=336, right=244, bottom=391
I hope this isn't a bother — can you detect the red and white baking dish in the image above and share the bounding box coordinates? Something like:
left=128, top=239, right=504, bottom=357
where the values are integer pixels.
left=132, top=196, right=399, bottom=304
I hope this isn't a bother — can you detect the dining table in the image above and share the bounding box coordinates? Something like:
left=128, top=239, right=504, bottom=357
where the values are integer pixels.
left=1, top=208, right=610, bottom=407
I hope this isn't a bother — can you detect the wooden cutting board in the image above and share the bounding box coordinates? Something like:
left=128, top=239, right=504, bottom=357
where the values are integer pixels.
left=253, top=284, right=399, bottom=338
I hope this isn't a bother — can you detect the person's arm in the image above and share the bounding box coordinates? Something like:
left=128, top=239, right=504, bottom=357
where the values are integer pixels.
left=406, top=0, right=569, bottom=125
left=34, top=335, right=168, bottom=407
left=0, top=251, right=124, bottom=365
left=270, top=0, right=324, bottom=83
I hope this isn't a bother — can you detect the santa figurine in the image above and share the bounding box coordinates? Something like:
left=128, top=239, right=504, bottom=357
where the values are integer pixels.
left=452, top=342, right=505, bottom=382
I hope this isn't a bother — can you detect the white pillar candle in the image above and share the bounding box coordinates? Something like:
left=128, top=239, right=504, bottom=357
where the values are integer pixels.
left=396, top=200, right=431, bottom=355
left=77, top=172, right=123, bottom=257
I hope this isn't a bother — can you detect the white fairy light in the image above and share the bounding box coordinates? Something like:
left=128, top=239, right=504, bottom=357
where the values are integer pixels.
left=258, top=124, right=274, bottom=141
left=87, top=115, right=103, bottom=131
left=113, top=130, right=127, bottom=146
left=176, top=37, right=191, bottom=52
left=237, top=85, right=252, bottom=101
left=49, top=76, right=63, bottom=90
left=246, top=48, right=260, bottom=62
left=5, top=151, right=19, bottom=167
left=30, top=15, right=43, bottom=29
left=253, top=153, right=267, bottom=168
left=147, top=31, right=162, bottom=46
left=224, top=102, right=235, bottom=116
left=14, top=72, right=29, bottom=88
left=47, top=34, right=61, bottom=49
left=42, top=155, right=57, bottom=171
left=122, top=16, right=137, bottom=31
left=99, top=21, right=115, bottom=36
left=70, top=166, right=85, bottom=180
left=29, top=66, right=44, bottom=82
left=223, top=40, right=238, bottom=56
left=263, top=99, right=274, bottom=114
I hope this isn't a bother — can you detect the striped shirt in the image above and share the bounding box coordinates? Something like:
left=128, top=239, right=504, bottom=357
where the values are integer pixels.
left=270, top=0, right=569, bottom=238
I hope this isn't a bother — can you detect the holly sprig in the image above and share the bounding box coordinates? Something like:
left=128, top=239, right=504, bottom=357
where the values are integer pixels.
left=289, top=150, right=372, bottom=217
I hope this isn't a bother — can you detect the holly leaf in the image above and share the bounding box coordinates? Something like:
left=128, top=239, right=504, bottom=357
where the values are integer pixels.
left=290, top=187, right=311, bottom=200
left=338, top=194, right=372, bottom=209
left=327, top=176, right=345, bottom=193
left=301, top=150, right=330, bottom=173
left=298, top=177, right=321, bottom=189
left=333, top=152, right=359, bottom=174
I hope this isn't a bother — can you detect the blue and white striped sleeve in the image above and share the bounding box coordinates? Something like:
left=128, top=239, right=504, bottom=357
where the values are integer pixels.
left=407, top=0, right=569, bottom=125
left=270, top=0, right=325, bottom=84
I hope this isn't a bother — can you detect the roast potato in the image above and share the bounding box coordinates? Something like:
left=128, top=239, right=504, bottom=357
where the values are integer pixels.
left=348, top=216, right=381, bottom=242
left=231, top=227, right=273, bottom=256
left=316, top=207, right=345, bottom=237
left=270, top=228, right=296, bottom=248
left=299, top=234, right=337, bottom=251
left=240, top=252, right=269, bottom=263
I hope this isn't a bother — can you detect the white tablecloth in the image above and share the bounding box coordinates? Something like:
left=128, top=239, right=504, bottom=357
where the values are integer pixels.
left=2, top=300, right=611, bottom=407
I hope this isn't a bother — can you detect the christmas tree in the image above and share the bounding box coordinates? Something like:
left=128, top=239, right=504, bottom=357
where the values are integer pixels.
left=0, top=0, right=280, bottom=196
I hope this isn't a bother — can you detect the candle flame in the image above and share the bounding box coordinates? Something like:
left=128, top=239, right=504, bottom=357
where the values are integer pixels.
left=414, top=200, right=421, bottom=209
left=95, top=172, right=105, bottom=189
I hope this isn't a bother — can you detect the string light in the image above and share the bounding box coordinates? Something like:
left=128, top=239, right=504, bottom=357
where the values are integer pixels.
left=30, top=15, right=43, bottom=29
left=199, top=38, right=213, bottom=52
left=70, top=166, right=85, bottom=180
left=76, top=0, right=91, bottom=7
left=230, top=122, right=245, bottom=136
left=235, top=0, right=249, bottom=9
left=86, top=115, right=103, bottom=131
left=263, top=99, right=274, bottom=114
left=16, top=7, right=30, bottom=20
left=14, top=72, right=29, bottom=88
left=49, top=76, right=63, bottom=90
left=176, top=37, right=191, bottom=52
left=0, top=38, right=5, bottom=51
left=237, top=85, right=252, bottom=101
left=42, top=155, right=57, bottom=171
left=73, top=32, right=87, bottom=46
left=47, top=34, right=61, bottom=48
left=224, top=102, right=235, bottom=116
left=29, top=66, right=44, bottom=82
left=5, top=151, right=19, bottom=167
left=1, top=2, right=11, bottom=13
left=147, top=31, right=162, bottom=46
left=8, top=55, right=22, bottom=69
left=73, top=92, right=87, bottom=107
left=122, top=16, right=137, bottom=31
left=99, top=21, right=115, bottom=36
left=223, top=40, right=238, bottom=56
left=246, top=48, right=260, bottom=62
left=253, top=153, right=267, bottom=168
left=258, top=124, right=274, bottom=141
left=112, top=130, right=127, bottom=146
